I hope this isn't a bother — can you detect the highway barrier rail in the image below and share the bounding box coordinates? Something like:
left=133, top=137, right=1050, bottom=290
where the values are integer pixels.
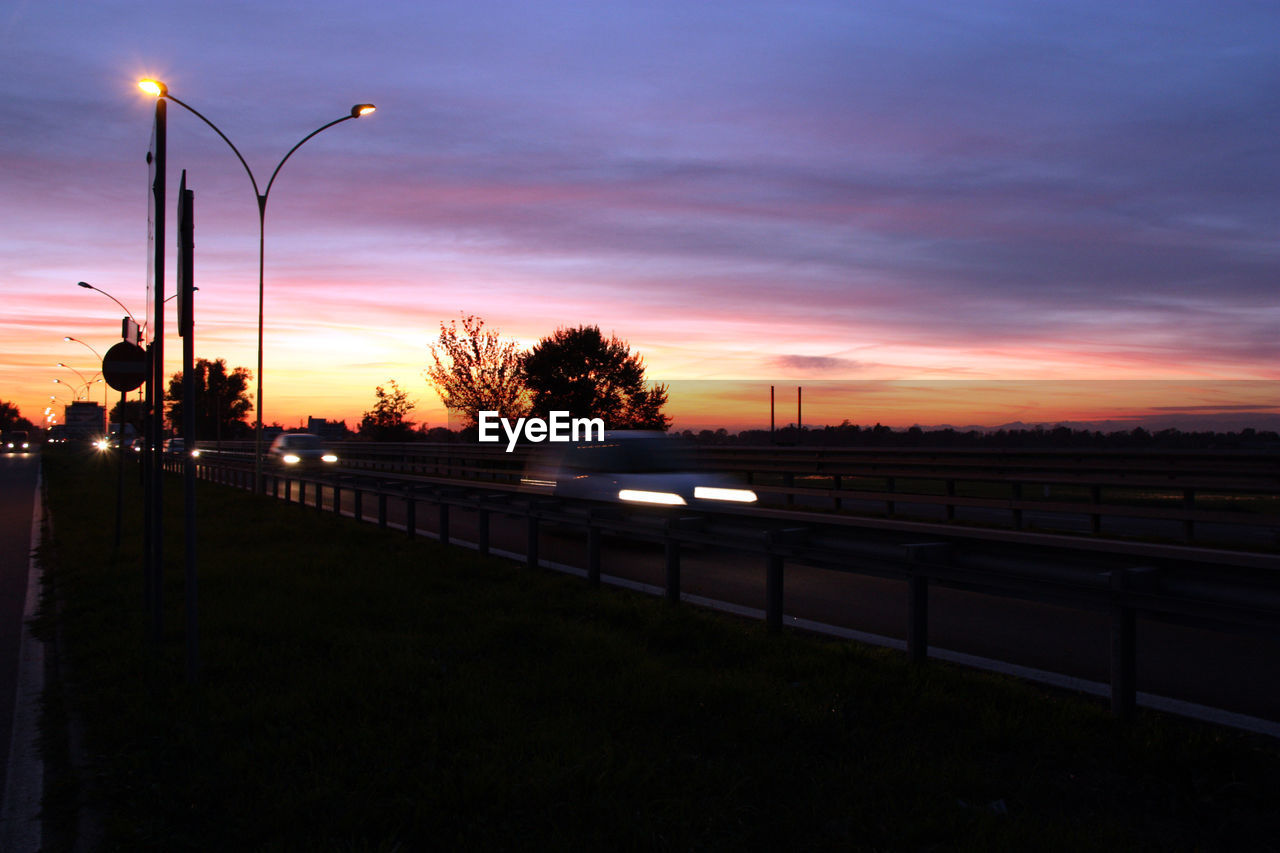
left=198, top=441, right=1280, bottom=549
left=174, top=453, right=1280, bottom=723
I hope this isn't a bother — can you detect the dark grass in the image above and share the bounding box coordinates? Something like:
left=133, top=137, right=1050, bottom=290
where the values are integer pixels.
left=36, top=448, right=1280, bottom=851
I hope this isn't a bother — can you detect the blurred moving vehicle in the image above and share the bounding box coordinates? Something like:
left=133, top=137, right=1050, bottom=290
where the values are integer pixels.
left=2, top=431, right=31, bottom=452
left=269, top=433, right=338, bottom=468
left=162, top=438, right=200, bottom=458
left=520, top=431, right=756, bottom=507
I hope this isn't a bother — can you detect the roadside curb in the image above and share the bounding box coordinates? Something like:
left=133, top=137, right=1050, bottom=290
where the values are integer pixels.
left=0, top=465, right=44, bottom=852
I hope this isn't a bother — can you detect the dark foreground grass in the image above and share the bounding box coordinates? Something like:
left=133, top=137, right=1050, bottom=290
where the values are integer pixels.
left=37, top=449, right=1280, bottom=851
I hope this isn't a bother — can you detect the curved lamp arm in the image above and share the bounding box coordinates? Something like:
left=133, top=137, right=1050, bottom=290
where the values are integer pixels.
left=76, top=282, right=139, bottom=327
left=262, top=109, right=366, bottom=204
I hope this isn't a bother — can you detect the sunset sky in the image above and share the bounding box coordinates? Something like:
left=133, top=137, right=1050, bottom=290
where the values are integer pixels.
left=2, top=2, right=1277, bottom=433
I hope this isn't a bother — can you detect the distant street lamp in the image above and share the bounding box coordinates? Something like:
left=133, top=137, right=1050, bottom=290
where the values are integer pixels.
left=55, top=364, right=91, bottom=396
left=138, top=78, right=375, bottom=491
left=52, top=378, right=82, bottom=401
left=65, top=337, right=111, bottom=410
left=64, top=335, right=103, bottom=361
left=77, top=281, right=141, bottom=338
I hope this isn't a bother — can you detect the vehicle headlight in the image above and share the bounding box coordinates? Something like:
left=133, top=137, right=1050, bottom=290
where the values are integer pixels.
left=283, top=453, right=300, bottom=464
left=321, top=454, right=338, bottom=463
left=190, top=449, right=201, bottom=458
left=618, top=489, right=687, bottom=506
left=694, top=486, right=758, bottom=503
left=94, top=439, right=109, bottom=451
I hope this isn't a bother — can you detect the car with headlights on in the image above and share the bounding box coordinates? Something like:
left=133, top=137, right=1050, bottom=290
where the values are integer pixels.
left=269, top=433, right=338, bottom=468
left=2, top=431, right=31, bottom=453
left=162, top=437, right=201, bottom=457
left=519, top=431, right=756, bottom=508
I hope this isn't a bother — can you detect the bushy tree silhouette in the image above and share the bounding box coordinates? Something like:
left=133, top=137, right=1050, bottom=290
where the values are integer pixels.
left=165, top=359, right=253, bottom=440
left=0, top=400, right=33, bottom=433
left=522, top=325, right=669, bottom=430
left=426, top=314, right=529, bottom=428
left=359, top=380, right=418, bottom=441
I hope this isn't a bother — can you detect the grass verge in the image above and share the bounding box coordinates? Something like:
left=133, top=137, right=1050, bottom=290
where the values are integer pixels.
left=37, top=448, right=1280, bottom=851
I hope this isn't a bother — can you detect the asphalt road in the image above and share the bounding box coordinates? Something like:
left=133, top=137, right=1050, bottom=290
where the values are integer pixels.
left=0, top=452, right=39, bottom=805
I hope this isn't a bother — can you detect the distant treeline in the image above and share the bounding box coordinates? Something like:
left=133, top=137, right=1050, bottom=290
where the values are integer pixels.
left=372, top=422, right=1280, bottom=450
left=679, top=423, right=1280, bottom=450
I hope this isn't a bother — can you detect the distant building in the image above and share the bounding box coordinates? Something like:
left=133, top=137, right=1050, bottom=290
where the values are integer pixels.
left=63, top=401, right=104, bottom=441
left=307, top=417, right=349, bottom=441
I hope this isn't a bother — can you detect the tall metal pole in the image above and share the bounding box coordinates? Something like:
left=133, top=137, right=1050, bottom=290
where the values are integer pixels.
left=178, top=174, right=198, bottom=683
left=115, top=389, right=125, bottom=548
left=255, top=199, right=266, bottom=493
left=148, top=96, right=166, bottom=645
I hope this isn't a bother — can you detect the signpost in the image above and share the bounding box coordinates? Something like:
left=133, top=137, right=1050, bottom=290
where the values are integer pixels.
left=102, top=341, right=148, bottom=393
left=103, top=339, right=147, bottom=547
left=177, top=172, right=198, bottom=683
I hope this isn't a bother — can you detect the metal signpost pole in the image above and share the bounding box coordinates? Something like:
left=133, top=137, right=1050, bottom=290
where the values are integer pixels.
left=177, top=173, right=198, bottom=683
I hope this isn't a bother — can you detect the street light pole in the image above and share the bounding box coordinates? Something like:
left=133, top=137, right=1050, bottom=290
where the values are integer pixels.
left=56, top=363, right=91, bottom=394
left=138, top=79, right=375, bottom=493
left=66, top=337, right=109, bottom=411
left=73, top=284, right=148, bottom=436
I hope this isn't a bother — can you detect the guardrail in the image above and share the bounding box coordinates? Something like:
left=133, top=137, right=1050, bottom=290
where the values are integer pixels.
left=199, top=441, right=1280, bottom=548
left=178, top=454, right=1280, bottom=722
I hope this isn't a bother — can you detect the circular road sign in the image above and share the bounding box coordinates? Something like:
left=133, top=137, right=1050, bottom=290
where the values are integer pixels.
left=102, top=341, right=148, bottom=392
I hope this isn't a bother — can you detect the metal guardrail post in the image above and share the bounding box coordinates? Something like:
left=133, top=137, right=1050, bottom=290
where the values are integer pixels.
left=438, top=499, right=450, bottom=546
left=664, top=520, right=681, bottom=604
left=903, top=543, right=951, bottom=664
left=765, top=528, right=807, bottom=632
left=527, top=511, right=539, bottom=569
left=832, top=473, right=842, bottom=511
left=315, top=479, right=324, bottom=511
left=587, top=515, right=602, bottom=587
left=477, top=506, right=490, bottom=557
left=404, top=486, right=416, bottom=537
left=353, top=486, right=363, bottom=523
left=1012, top=482, right=1024, bottom=529
left=284, top=477, right=292, bottom=503
left=766, top=553, right=784, bottom=632
left=378, top=488, right=388, bottom=529
left=1110, top=568, right=1137, bottom=720
left=1107, top=566, right=1158, bottom=720
left=332, top=481, right=342, bottom=517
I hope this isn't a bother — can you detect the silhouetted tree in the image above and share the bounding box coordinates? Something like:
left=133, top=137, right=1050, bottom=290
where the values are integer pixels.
left=108, top=398, right=147, bottom=438
left=165, top=359, right=253, bottom=440
left=358, top=380, right=418, bottom=441
left=522, top=325, right=670, bottom=430
left=0, top=400, right=33, bottom=432
left=426, top=314, right=529, bottom=428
